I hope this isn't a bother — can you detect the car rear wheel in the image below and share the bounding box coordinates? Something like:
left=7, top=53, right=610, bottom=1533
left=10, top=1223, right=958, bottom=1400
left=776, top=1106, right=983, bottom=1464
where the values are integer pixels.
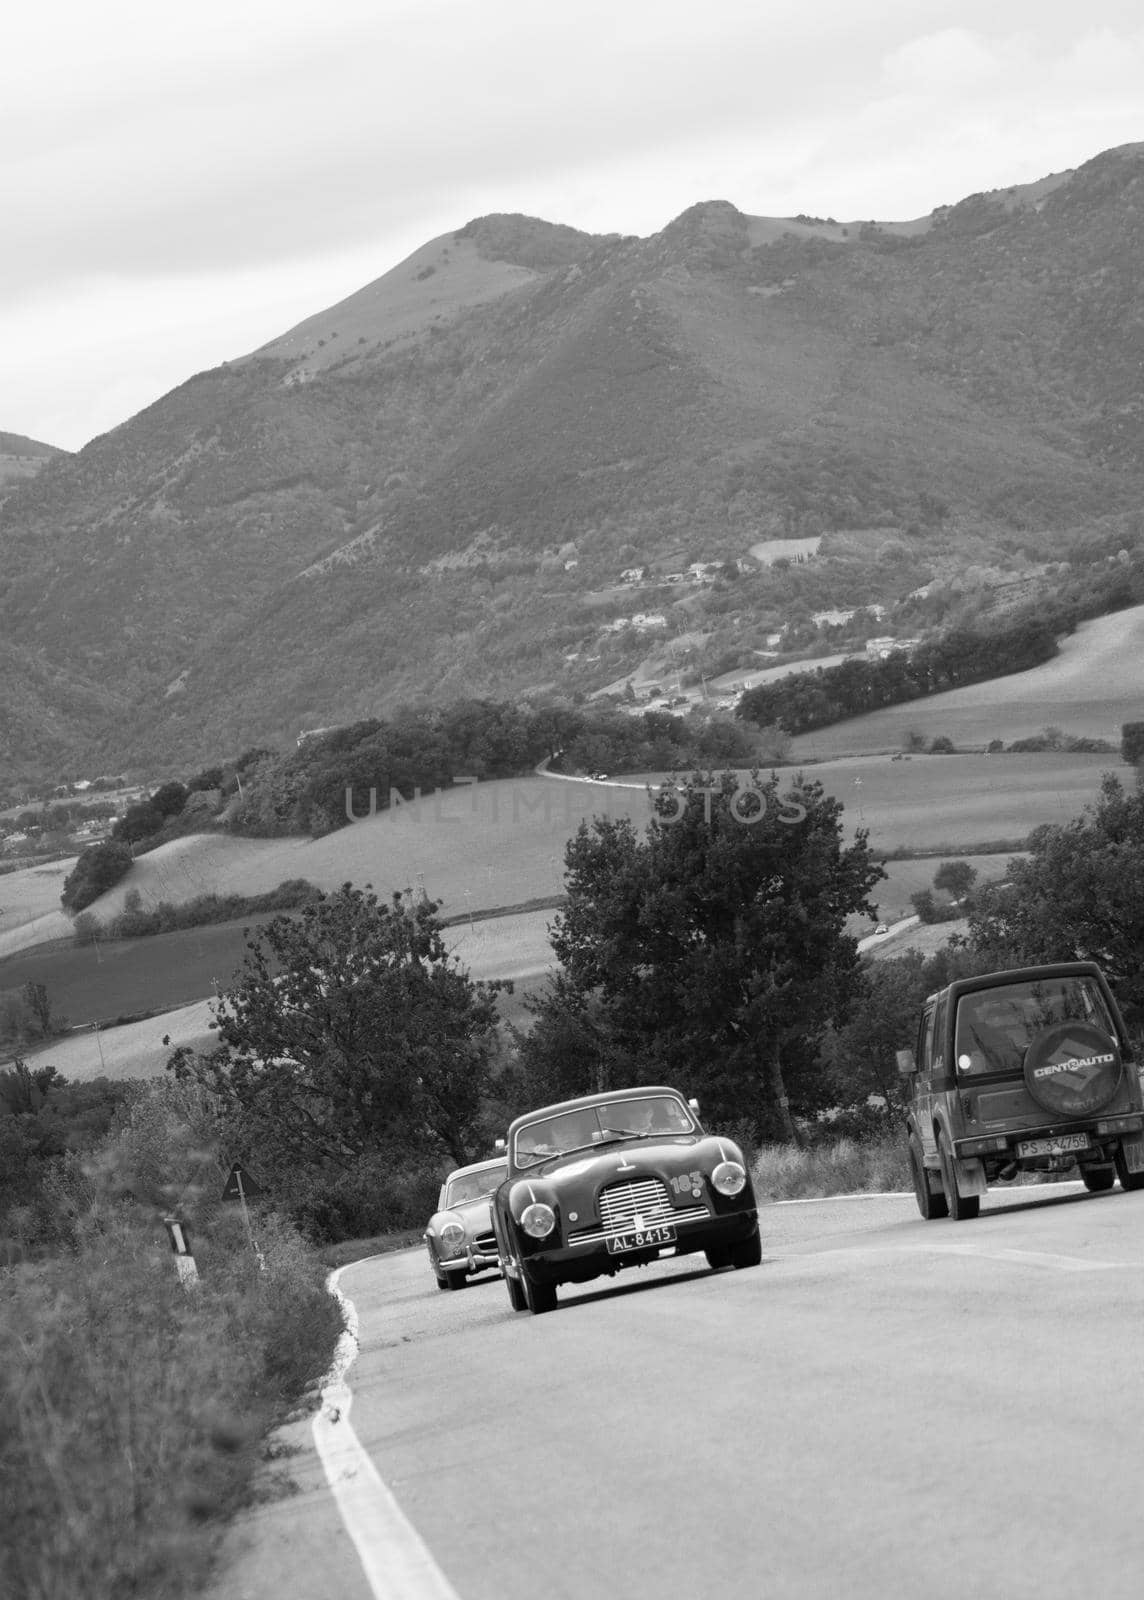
left=1081, top=1165, right=1116, bottom=1193
left=505, top=1269, right=527, bottom=1312
left=910, top=1133, right=948, bottom=1220
left=522, top=1268, right=557, bottom=1315
left=728, top=1226, right=762, bottom=1269
left=1114, top=1144, right=1144, bottom=1192
left=938, top=1133, right=980, bottom=1221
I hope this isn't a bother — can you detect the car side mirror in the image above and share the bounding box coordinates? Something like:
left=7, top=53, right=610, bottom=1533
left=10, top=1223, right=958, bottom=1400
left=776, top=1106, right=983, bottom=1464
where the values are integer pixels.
left=896, top=1049, right=917, bottom=1078
left=494, top=1137, right=506, bottom=1153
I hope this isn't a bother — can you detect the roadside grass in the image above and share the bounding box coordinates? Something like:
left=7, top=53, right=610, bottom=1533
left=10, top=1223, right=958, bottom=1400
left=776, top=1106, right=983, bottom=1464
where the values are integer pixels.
left=753, top=1132, right=911, bottom=1201
left=319, top=1227, right=427, bottom=1270
left=0, top=1088, right=344, bottom=1600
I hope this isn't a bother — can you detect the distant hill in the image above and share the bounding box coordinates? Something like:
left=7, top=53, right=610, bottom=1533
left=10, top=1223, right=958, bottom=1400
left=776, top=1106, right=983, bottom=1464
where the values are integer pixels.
left=0, top=431, right=67, bottom=494
left=2, top=142, right=1144, bottom=783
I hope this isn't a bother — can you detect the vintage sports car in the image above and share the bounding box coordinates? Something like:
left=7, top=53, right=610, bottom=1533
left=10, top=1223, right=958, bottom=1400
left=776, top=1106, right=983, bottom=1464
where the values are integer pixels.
left=492, top=1086, right=761, bottom=1314
left=424, top=1157, right=506, bottom=1290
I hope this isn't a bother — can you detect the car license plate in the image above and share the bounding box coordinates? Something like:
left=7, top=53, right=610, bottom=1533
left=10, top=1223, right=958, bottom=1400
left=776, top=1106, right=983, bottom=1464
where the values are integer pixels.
left=606, top=1223, right=677, bottom=1254
left=1016, top=1133, right=1091, bottom=1158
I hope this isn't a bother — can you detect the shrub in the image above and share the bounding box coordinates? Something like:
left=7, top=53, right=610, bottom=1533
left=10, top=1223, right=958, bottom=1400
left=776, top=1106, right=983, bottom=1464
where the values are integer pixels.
left=751, top=1131, right=910, bottom=1200
left=0, top=1079, right=344, bottom=1599
left=61, top=841, right=133, bottom=912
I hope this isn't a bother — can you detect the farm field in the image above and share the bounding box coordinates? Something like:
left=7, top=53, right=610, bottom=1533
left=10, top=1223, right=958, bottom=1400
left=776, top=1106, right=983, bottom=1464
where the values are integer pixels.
left=0, top=856, right=76, bottom=950
left=0, top=755, right=1124, bottom=964
left=0, top=906, right=558, bottom=1038
left=788, top=602, right=1144, bottom=757
left=853, top=852, right=1019, bottom=930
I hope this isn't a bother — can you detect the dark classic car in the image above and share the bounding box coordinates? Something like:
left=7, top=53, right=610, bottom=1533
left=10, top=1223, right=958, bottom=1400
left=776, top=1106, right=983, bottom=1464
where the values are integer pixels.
left=424, top=1157, right=506, bottom=1290
left=492, top=1087, right=761, bottom=1314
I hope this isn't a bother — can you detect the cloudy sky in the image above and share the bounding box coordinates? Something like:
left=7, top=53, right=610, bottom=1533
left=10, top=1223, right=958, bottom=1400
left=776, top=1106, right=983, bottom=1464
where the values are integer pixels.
left=4, top=0, right=1142, bottom=452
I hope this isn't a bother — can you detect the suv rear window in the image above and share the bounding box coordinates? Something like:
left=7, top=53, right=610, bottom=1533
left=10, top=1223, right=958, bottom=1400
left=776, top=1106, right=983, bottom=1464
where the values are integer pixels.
left=953, top=976, right=1116, bottom=1077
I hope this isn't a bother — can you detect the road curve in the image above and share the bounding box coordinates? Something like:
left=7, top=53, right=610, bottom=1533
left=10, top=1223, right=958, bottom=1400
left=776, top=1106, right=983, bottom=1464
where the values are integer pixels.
left=210, top=1186, right=1144, bottom=1600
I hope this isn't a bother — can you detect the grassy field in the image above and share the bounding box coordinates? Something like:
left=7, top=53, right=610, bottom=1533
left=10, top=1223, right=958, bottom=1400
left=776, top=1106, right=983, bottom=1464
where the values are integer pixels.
left=3, top=906, right=559, bottom=1079
left=855, top=853, right=1017, bottom=929
left=2, top=751, right=1124, bottom=967
left=0, top=856, right=76, bottom=951
left=789, top=602, right=1144, bottom=757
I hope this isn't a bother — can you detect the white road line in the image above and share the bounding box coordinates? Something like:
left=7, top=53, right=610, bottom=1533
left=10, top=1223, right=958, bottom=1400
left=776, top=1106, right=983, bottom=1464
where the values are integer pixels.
left=768, top=1180, right=1085, bottom=1206
left=311, top=1266, right=461, bottom=1600
left=807, top=1242, right=1126, bottom=1273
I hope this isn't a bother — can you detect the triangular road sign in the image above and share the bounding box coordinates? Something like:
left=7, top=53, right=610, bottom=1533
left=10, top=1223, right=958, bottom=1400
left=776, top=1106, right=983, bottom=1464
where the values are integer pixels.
left=221, top=1164, right=263, bottom=1201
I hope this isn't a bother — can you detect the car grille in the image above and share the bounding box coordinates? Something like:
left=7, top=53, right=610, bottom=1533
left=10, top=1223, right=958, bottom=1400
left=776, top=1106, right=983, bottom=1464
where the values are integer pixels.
left=473, top=1230, right=498, bottom=1255
left=567, top=1177, right=709, bottom=1246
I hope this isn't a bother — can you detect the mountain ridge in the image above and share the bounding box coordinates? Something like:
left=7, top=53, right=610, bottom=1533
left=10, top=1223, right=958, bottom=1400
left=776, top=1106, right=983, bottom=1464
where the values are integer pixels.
left=2, top=141, right=1143, bottom=784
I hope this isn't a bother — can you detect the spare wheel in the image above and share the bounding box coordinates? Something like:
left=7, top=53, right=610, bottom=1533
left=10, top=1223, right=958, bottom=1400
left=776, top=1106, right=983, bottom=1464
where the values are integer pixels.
left=1023, top=1022, right=1122, bottom=1117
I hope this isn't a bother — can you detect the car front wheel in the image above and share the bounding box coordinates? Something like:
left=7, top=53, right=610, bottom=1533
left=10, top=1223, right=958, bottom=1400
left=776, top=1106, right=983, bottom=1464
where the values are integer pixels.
left=728, top=1226, right=762, bottom=1269
left=505, top=1269, right=528, bottom=1312
left=522, top=1268, right=558, bottom=1315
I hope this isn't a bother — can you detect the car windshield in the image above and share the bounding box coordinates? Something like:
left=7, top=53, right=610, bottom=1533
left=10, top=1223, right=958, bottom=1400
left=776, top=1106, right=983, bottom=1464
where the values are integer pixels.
left=445, top=1168, right=505, bottom=1205
left=953, top=977, right=1116, bottom=1076
left=513, top=1096, right=696, bottom=1167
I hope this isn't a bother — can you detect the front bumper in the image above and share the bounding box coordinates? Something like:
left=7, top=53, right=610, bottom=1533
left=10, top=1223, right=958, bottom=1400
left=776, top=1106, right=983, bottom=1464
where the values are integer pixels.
left=524, top=1207, right=758, bottom=1281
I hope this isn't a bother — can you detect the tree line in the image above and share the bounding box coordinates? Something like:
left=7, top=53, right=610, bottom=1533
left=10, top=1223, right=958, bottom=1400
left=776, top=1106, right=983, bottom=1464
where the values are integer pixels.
left=737, top=616, right=1059, bottom=735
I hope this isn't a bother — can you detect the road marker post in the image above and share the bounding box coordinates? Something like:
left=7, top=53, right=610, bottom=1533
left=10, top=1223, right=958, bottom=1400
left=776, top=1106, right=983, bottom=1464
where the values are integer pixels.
left=163, top=1214, right=199, bottom=1289
left=221, top=1164, right=266, bottom=1269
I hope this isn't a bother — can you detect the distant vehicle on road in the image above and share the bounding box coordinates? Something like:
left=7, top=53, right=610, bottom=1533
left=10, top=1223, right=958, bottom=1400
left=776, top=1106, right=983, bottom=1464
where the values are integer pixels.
left=875, top=923, right=889, bottom=935
left=423, top=1157, right=506, bottom=1290
left=590, top=771, right=609, bottom=781
left=899, top=961, right=1144, bottom=1221
left=492, top=1087, right=761, bottom=1314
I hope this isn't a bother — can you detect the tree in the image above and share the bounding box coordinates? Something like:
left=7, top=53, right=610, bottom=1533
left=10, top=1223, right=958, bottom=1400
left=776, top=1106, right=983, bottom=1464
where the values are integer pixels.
left=522, top=772, right=884, bottom=1143
left=965, top=775, right=1144, bottom=1023
left=169, top=886, right=505, bottom=1169
left=818, top=955, right=929, bottom=1119
left=1122, top=722, right=1144, bottom=767
left=60, top=840, right=133, bottom=912
left=932, top=860, right=978, bottom=902
left=21, top=981, right=58, bottom=1039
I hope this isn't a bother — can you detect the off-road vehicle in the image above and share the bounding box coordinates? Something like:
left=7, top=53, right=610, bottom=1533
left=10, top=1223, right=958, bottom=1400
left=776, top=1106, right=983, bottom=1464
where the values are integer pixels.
left=899, top=961, right=1144, bottom=1220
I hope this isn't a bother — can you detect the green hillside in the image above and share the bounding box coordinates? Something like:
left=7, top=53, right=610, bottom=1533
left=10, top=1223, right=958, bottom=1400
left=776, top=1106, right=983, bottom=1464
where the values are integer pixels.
left=3, top=144, right=1144, bottom=781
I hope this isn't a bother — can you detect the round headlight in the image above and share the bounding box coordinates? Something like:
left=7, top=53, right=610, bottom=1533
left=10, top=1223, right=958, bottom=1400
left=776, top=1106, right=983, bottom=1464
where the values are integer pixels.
left=711, top=1160, right=747, bottom=1197
left=439, top=1215, right=466, bottom=1251
left=520, top=1202, right=556, bottom=1239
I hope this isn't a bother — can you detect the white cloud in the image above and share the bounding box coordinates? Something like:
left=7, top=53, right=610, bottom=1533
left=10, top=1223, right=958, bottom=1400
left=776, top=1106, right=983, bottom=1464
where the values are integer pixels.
left=3, top=0, right=1143, bottom=448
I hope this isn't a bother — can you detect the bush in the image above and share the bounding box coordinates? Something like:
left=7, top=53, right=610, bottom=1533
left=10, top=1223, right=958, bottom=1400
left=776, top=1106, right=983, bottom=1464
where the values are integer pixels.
left=0, top=1080, right=344, bottom=1600
left=751, top=1131, right=909, bottom=1200
left=61, top=841, right=133, bottom=912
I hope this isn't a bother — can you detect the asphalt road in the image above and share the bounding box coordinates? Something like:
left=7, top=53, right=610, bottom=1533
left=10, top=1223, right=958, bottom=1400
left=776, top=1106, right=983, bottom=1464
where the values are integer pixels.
left=211, top=1186, right=1144, bottom=1600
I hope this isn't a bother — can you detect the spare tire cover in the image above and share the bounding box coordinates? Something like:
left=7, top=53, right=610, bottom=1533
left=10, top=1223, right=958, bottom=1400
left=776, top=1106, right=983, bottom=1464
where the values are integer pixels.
left=1023, top=1022, right=1122, bottom=1117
